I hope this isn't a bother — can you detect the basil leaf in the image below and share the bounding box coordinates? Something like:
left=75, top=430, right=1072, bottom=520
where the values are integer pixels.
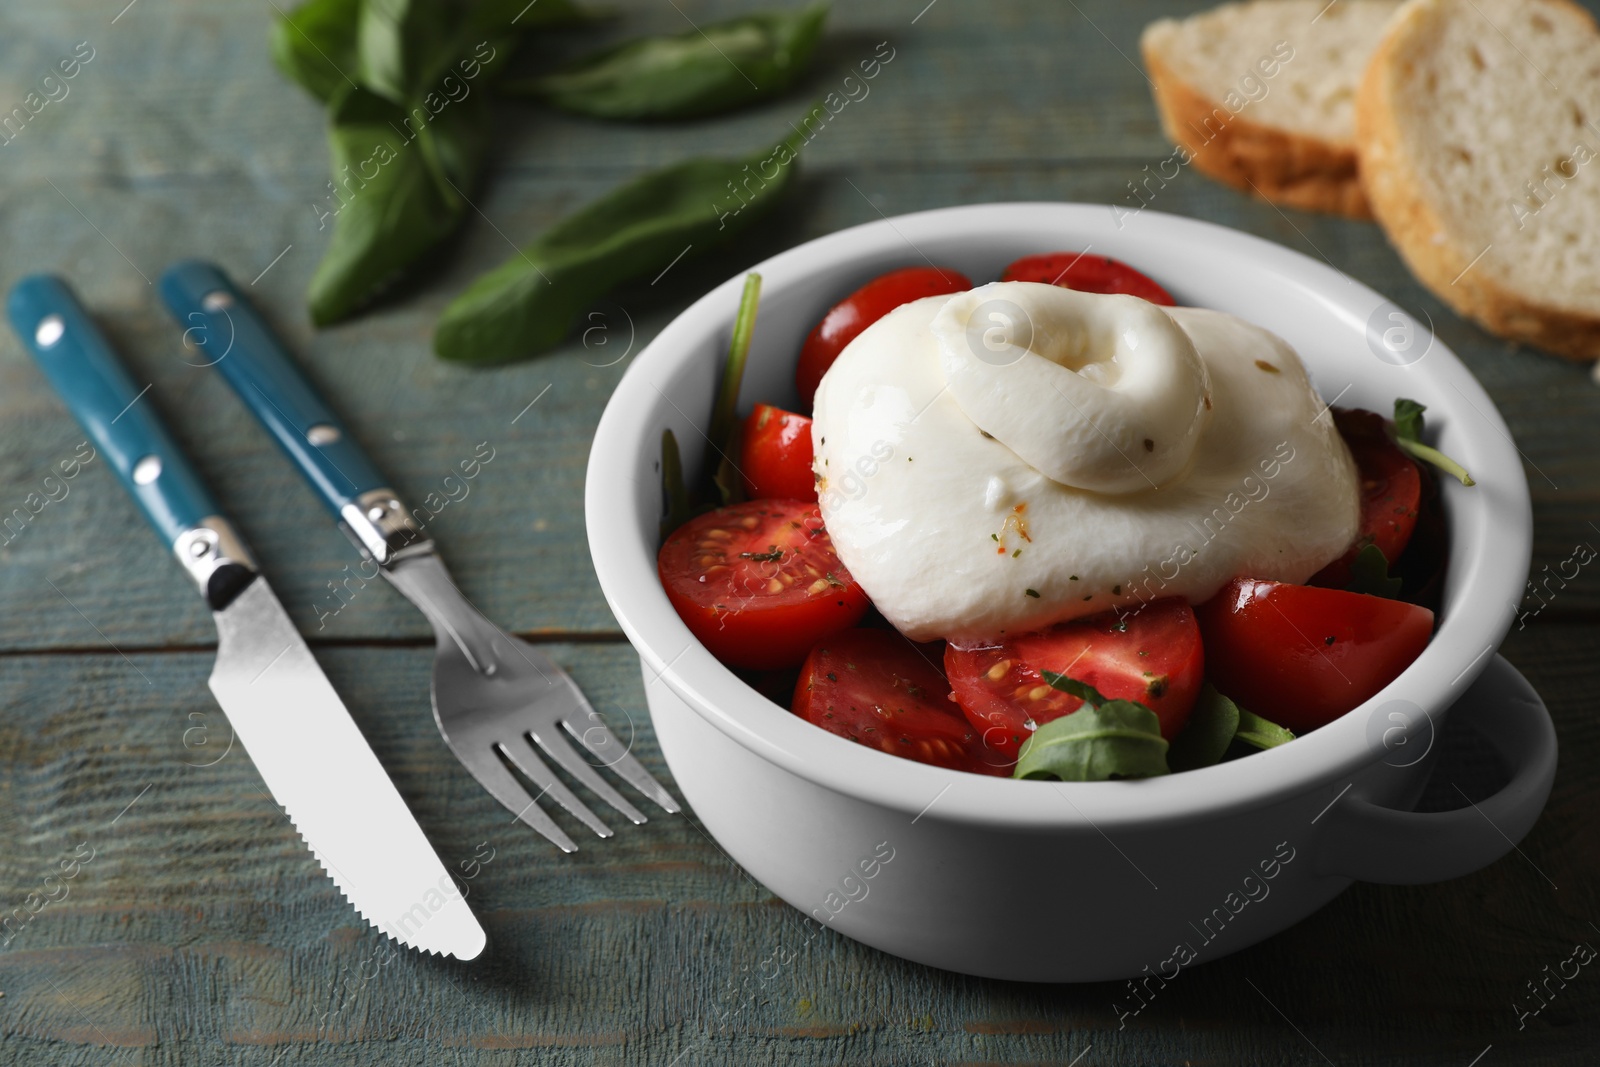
left=1040, top=670, right=1107, bottom=708
left=1013, top=701, right=1170, bottom=782
left=357, top=0, right=461, bottom=104
left=307, top=85, right=488, bottom=325
left=1391, top=397, right=1475, bottom=486
left=1235, top=707, right=1295, bottom=751
left=270, top=0, right=362, bottom=104
left=468, top=0, right=593, bottom=33
left=515, top=2, right=829, bottom=120
left=1347, top=542, right=1403, bottom=598
left=1166, top=683, right=1240, bottom=771
left=433, top=128, right=804, bottom=363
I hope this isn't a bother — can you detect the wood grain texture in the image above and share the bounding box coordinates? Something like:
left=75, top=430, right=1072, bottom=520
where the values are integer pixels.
left=0, top=0, right=1597, bottom=1062
left=0, top=632, right=1595, bottom=1066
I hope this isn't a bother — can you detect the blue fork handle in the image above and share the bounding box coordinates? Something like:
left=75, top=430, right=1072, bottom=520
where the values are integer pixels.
left=158, top=260, right=387, bottom=520
left=7, top=275, right=221, bottom=548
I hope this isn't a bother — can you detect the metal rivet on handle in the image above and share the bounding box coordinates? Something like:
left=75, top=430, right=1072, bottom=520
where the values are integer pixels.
left=306, top=423, right=341, bottom=446
left=132, top=455, right=162, bottom=485
left=201, top=290, right=233, bottom=312
left=35, top=315, right=65, bottom=348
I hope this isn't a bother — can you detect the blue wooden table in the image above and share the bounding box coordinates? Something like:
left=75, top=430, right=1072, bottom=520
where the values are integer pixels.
left=0, top=1, right=1596, bottom=1063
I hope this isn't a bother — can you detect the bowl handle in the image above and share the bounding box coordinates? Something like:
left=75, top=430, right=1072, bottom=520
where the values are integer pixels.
left=1314, top=654, right=1557, bottom=885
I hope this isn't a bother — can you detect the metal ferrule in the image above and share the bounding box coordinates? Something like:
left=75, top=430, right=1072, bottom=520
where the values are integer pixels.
left=340, top=488, right=432, bottom=567
left=174, top=516, right=257, bottom=610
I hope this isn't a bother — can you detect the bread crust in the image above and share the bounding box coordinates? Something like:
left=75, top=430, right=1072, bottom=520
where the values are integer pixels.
left=1355, top=0, right=1600, bottom=359
left=1142, top=37, right=1372, bottom=219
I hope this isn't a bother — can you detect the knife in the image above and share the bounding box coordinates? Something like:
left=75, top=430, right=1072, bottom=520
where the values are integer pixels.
left=7, top=276, right=486, bottom=961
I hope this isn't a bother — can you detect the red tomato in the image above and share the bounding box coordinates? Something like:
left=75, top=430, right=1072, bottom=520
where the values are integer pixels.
left=1196, top=577, right=1434, bottom=733
left=945, top=598, right=1204, bottom=760
left=796, top=266, right=972, bottom=406
left=1000, top=251, right=1176, bottom=306
left=1310, top=408, right=1424, bottom=588
left=793, top=629, right=1008, bottom=776
left=658, top=500, right=870, bottom=670
left=740, top=403, right=816, bottom=500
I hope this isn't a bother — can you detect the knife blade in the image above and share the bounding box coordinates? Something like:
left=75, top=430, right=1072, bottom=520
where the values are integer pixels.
left=7, top=275, right=485, bottom=961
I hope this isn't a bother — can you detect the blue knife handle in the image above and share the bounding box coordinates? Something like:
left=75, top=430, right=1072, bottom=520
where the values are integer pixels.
left=159, top=260, right=386, bottom=520
left=7, top=275, right=220, bottom=547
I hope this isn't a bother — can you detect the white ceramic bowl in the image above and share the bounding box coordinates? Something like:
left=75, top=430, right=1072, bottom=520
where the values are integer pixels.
left=585, top=204, right=1557, bottom=982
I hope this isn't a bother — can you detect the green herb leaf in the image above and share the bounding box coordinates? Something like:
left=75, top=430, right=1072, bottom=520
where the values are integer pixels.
left=660, top=428, right=691, bottom=541
left=1166, top=683, right=1240, bottom=772
left=1347, top=542, right=1403, bottom=598
left=1039, top=671, right=1107, bottom=708
left=467, top=0, right=594, bottom=34
left=1013, top=701, right=1170, bottom=781
left=512, top=2, right=829, bottom=120
left=1393, top=397, right=1425, bottom=442
left=357, top=0, right=459, bottom=104
left=708, top=273, right=763, bottom=466
left=270, top=0, right=362, bottom=105
left=307, top=85, right=488, bottom=326
left=433, top=127, right=804, bottom=363
left=1391, top=397, right=1476, bottom=486
left=1234, top=707, right=1295, bottom=750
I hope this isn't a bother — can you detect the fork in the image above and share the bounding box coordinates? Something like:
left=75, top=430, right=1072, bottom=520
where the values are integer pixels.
left=158, top=261, right=678, bottom=851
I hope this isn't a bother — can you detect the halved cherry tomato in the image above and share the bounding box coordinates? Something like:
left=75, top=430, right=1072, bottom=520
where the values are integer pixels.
left=945, top=598, right=1204, bottom=760
left=1196, top=577, right=1434, bottom=733
left=1000, top=251, right=1176, bottom=306
left=740, top=403, right=816, bottom=500
left=658, top=500, right=869, bottom=670
left=796, top=265, right=972, bottom=406
left=794, top=629, right=1008, bottom=775
left=1310, top=408, right=1424, bottom=588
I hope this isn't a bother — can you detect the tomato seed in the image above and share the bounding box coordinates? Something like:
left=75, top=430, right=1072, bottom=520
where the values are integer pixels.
left=1028, top=685, right=1051, bottom=701
left=985, top=660, right=1011, bottom=681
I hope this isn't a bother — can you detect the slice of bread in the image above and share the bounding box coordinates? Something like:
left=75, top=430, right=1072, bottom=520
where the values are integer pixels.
left=1357, top=0, right=1600, bottom=359
left=1141, top=0, right=1399, bottom=218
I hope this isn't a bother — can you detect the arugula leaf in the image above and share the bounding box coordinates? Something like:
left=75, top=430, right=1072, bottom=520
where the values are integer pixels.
left=270, top=0, right=362, bottom=104
left=434, top=127, right=805, bottom=363
left=660, top=428, right=691, bottom=542
left=307, top=85, right=489, bottom=325
left=1391, top=397, right=1476, bottom=486
left=1040, top=671, right=1108, bottom=707
left=1234, top=707, right=1295, bottom=750
left=514, top=3, right=829, bottom=120
left=1166, top=683, right=1239, bottom=771
left=1013, top=700, right=1170, bottom=781
left=1347, top=542, right=1403, bottom=598
left=1164, top=684, right=1296, bottom=770
left=704, top=272, right=763, bottom=501
left=1393, top=397, right=1425, bottom=442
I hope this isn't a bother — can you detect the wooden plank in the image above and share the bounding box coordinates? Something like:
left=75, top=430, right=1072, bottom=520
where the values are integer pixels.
left=0, top=628, right=1593, bottom=1065
left=3, top=159, right=1599, bottom=651
left=2, top=0, right=1598, bottom=650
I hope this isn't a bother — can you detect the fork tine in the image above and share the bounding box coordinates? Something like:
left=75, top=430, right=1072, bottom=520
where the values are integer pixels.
left=456, top=746, right=580, bottom=853
left=498, top=736, right=614, bottom=839
left=560, top=713, right=682, bottom=815
left=528, top=727, right=648, bottom=826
